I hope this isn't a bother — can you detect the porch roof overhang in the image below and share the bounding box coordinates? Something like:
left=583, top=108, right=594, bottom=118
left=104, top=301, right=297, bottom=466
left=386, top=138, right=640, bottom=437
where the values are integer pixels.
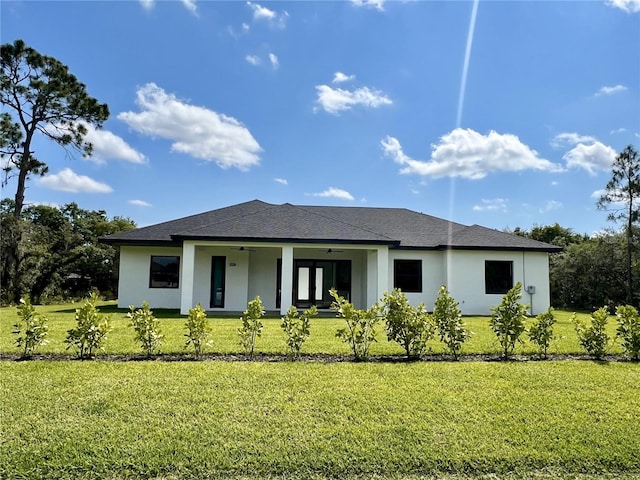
left=171, top=235, right=400, bottom=247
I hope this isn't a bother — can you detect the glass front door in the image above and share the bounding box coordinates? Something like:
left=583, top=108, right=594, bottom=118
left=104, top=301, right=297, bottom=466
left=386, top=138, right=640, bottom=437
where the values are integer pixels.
left=293, top=260, right=350, bottom=308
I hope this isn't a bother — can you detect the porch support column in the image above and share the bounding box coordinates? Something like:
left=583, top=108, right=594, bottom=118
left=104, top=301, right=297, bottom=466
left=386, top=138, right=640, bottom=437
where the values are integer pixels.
left=376, top=246, right=389, bottom=301
left=367, top=246, right=389, bottom=305
left=180, top=241, right=196, bottom=315
left=280, top=246, right=294, bottom=315
left=367, top=250, right=378, bottom=306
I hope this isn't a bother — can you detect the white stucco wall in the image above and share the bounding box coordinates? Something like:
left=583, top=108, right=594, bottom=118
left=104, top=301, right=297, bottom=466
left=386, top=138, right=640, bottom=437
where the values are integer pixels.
left=445, top=250, right=551, bottom=315
left=247, top=248, right=281, bottom=310
left=117, top=246, right=183, bottom=309
left=387, top=250, right=445, bottom=308
left=117, top=244, right=551, bottom=315
left=190, top=246, right=250, bottom=311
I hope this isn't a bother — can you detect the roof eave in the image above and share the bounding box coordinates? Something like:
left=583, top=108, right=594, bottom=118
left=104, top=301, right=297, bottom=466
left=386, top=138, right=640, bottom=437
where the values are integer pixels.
left=99, top=238, right=181, bottom=247
left=172, top=235, right=400, bottom=246
left=438, top=245, right=562, bottom=253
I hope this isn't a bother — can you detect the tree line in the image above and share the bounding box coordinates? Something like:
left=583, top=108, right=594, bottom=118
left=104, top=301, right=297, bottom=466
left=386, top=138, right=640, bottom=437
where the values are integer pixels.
left=0, top=199, right=135, bottom=304
left=511, top=223, right=639, bottom=310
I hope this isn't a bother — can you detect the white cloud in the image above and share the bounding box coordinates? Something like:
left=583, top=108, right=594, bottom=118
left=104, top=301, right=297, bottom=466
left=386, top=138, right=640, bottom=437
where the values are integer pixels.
left=606, top=0, right=640, bottom=13
left=182, top=0, right=198, bottom=16
left=44, top=122, right=147, bottom=164
left=315, top=85, right=392, bottom=114
left=140, top=0, right=197, bottom=15
left=81, top=123, right=147, bottom=164
left=594, top=84, right=628, bottom=96
left=247, top=1, right=275, bottom=20
left=269, top=53, right=279, bottom=69
left=610, top=127, right=627, bottom=135
left=246, top=53, right=279, bottom=69
left=563, top=142, right=617, bottom=175
left=551, top=132, right=598, bottom=148
left=472, top=198, right=507, bottom=213
left=274, top=178, right=288, bottom=185
left=382, top=129, right=562, bottom=180
left=246, top=54, right=261, bottom=66
left=351, top=0, right=385, bottom=11
left=181, top=0, right=197, bottom=15
left=333, top=72, right=355, bottom=84
left=37, top=168, right=113, bottom=193
left=540, top=200, right=563, bottom=213
left=118, top=83, right=261, bottom=171
left=129, top=199, right=152, bottom=207
left=139, top=0, right=154, bottom=11
left=312, top=187, right=355, bottom=201
left=246, top=2, right=288, bottom=28
left=228, top=23, right=250, bottom=37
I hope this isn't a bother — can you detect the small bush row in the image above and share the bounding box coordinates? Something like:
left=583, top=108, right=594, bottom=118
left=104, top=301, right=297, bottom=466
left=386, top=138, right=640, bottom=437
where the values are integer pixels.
left=11, top=285, right=640, bottom=361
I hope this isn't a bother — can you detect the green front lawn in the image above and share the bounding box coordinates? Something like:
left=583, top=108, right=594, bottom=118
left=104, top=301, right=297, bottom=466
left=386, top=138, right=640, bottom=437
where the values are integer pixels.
left=1, top=302, right=638, bottom=479
left=1, top=360, right=639, bottom=479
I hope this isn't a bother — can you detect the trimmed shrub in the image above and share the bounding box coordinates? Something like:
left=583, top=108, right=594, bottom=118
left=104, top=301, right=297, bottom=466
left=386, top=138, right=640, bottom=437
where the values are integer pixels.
left=281, top=305, right=317, bottom=359
left=13, top=296, right=49, bottom=357
left=330, top=288, right=381, bottom=361
left=65, top=292, right=111, bottom=359
left=432, top=285, right=471, bottom=360
left=185, top=303, right=212, bottom=358
left=381, top=288, right=434, bottom=358
left=573, top=306, right=610, bottom=359
left=528, top=307, right=556, bottom=359
left=615, top=305, right=640, bottom=360
left=127, top=301, right=163, bottom=356
left=238, top=296, right=265, bottom=356
left=490, top=282, right=528, bottom=359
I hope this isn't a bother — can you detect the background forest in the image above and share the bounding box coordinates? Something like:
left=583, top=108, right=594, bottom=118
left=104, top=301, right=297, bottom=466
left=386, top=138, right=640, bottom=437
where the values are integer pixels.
left=512, top=224, right=639, bottom=310
left=0, top=199, right=134, bottom=304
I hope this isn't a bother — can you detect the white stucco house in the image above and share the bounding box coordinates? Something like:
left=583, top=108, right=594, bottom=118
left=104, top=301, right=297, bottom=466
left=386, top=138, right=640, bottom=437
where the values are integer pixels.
left=102, top=200, right=561, bottom=315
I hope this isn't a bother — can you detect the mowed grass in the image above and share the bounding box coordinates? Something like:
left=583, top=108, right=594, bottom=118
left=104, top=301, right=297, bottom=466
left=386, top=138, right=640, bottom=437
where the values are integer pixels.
left=0, top=302, right=627, bottom=357
left=1, top=360, right=639, bottom=479
left=1, top=303, right=639, bottom=478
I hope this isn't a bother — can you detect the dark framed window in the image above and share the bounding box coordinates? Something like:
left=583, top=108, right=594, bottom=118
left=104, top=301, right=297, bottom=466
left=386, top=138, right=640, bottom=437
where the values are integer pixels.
left=210, top=256, right=226, bottom=308
left=393, top=259, right=422, bottom=293
left=149, top=256, right=180, bottom=288
left=485, top=260, right=513, bottom=294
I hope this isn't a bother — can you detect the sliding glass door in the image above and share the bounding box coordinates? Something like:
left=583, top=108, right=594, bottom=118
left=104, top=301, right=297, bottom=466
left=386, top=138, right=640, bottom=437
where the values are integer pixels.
left=292, top=260, right=351, bottom=308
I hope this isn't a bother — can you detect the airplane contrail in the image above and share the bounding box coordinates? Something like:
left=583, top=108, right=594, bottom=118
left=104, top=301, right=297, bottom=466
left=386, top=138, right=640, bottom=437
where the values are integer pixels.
left=457, top=0, right=480, bottom=129
left=448, top=0, right=480, bottom=286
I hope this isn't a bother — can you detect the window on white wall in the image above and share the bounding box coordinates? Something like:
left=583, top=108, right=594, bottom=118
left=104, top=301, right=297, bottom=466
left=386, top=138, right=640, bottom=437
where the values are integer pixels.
left=485, top=260, right=513, bottom=294
left=149, top=256, right=180, bottom=288
left=393, top=259, right=422, bottom=292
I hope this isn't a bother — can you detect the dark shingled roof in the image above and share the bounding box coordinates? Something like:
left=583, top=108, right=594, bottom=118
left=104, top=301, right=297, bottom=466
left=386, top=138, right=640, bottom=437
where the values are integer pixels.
left=102, top=200, right=561, bottom=252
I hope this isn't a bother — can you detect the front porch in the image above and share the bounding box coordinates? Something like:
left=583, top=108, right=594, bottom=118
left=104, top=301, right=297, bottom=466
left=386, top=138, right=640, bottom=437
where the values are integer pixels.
left=179, top=241, right=390, bottom=315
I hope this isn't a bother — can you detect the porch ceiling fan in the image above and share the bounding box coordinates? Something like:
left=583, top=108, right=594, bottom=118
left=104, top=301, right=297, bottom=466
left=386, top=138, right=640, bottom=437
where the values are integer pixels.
left=231, top=246, right=256, bottom=252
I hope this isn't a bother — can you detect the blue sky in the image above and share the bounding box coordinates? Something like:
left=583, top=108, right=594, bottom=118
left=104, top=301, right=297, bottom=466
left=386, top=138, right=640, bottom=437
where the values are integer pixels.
left=2, top=0, right=639, bottom=235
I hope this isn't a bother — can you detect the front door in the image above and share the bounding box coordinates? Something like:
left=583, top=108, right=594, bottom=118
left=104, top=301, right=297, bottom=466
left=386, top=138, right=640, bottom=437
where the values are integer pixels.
left=210, top=256, right=226, bottom=308
left=293, top=260, right=351, bottom=309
